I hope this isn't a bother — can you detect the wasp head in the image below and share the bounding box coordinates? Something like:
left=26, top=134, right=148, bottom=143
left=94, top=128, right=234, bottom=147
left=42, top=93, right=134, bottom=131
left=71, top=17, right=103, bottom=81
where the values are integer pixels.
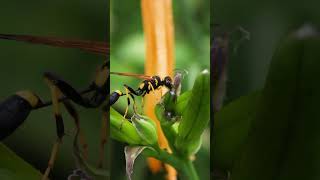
left=162, top=76, right=173, bottom=90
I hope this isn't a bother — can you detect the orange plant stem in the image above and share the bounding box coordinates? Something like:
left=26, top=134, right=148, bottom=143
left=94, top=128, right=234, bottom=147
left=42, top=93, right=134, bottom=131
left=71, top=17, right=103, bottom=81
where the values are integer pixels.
left=141, top=0, right=176, bottom=180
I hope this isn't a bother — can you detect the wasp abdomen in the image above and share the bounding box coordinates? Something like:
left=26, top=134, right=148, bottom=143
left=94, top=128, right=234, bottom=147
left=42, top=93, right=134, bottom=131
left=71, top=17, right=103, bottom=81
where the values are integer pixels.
left=0, top=95, right=32, bottom=140
left=110, top=91, right=122, bottom=105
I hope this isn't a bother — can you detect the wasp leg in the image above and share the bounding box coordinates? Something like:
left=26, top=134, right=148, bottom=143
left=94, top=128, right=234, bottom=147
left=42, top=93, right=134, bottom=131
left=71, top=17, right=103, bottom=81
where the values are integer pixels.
left=141, top=96, right=144, bottom=109
left=141, top=91, right=147, bottom=108
left=129, top=94, right=137, bottom=113
left=148, top=82, right=156, bottom=95
left=42, top=140, right=60, bottom=180
left=123, top=87, right=130, bottom=119
left=124, top=85, right=143, bottom=96
left=148, top=82, right=162, bottom=101
left=123, top=85, right=140, bottom=113
left=98, top=105, right=108, bottom=168
left=42, top=78, right=65, bottom=180
left=63, top=100, right=89, bottom=160
left=43, top=72, right=106, bottom=108
left=119, top=86, right=136, bottom=130
left=111, top=86, right=139, bottom=117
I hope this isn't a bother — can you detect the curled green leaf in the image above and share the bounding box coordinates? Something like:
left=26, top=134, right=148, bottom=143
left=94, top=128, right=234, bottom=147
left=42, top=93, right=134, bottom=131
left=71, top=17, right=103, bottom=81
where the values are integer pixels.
left=176, top=90, right=192, bottom=114
left=131, top=114, right=158, bottom=146
left=232, top=27, right=320, bottom=180
left=124, top=146, right=152, bottom=180
left=110, top=108, right=143, bottom=145
left=212, top=91, right=260, bottom=170
left=175, top=70, right=210, bottom=156
left=0, top=143, right=42, bottom=180
left=111, top=108, right=158, bottom=146
left=155, top=103, right=179, bottom=152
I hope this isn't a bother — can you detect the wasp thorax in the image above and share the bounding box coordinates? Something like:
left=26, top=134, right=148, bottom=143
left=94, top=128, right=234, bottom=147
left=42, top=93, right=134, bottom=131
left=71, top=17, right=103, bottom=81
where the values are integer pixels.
left=152, top=76, right=161, bottom=85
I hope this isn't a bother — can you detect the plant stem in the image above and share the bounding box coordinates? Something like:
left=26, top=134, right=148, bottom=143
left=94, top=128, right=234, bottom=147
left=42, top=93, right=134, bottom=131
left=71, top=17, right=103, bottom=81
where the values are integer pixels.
left=143, top=147, right=199, bottom=180
left=184, top=159, right=199, bottom=180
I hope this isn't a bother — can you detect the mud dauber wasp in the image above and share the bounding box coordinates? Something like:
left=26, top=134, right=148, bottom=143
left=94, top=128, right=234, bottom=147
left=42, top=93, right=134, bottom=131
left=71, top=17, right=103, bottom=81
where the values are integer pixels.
left=110, top=72, right=174, bottom=118
left=109, top=68, right=189, bottom=131
left=0, top=34, right=109, bottom=179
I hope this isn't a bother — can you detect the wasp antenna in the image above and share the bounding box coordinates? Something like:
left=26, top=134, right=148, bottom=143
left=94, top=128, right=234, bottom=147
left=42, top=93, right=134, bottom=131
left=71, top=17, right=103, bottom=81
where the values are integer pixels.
left=0, top=33, right=109, bottom=56
left=173, top=68, right=188, bottom=78
left=110, top=72, right=152, bottom=80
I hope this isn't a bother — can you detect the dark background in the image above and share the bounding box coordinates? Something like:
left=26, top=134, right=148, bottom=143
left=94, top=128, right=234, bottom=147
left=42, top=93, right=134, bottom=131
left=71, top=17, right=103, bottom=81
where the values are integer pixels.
left=0, top=1, right=108, bottom=179
left=212, top=1, right=320, bottom=179
left=212, top=0, right=320, bottom=102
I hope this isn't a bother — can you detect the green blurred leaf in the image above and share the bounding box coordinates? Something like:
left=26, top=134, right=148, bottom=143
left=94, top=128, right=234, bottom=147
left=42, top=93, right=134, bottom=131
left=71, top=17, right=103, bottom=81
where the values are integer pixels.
left=231, top=30, right=320, bottom=180
left=213, top=91, right=260, bottom=170
left=0, top=143, right=42, bottom=180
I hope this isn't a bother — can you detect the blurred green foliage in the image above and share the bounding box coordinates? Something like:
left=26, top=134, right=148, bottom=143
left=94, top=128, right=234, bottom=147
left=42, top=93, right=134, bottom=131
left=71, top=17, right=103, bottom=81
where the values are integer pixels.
left=0, top=1, right=108, bottom=179
left=111, top=0, right=210, bottom=179
left=0, top=144, right=42, bottom=180
left=212, top=0, right=320, bottom=179
left=212, top=0, right=320, bottom=102
left=213, top=30, right=320, bottom=180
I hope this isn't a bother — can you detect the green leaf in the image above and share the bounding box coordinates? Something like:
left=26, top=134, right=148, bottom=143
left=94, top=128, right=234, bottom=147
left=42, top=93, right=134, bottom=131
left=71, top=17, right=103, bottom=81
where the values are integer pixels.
left=175, top=69, right=210, bottom=156
left=0, top=143, right=42, bottom=180
left=231, top=29, right=320, bottom=180
left=131, top=114, right=158, bottom=146
left=176, top=90, right=192, bottom=114
left=110, top=108, right=143, bottom=145
left=278, top=34, right=320, bottom=180
left=155, top=103, right=179, bottom=152
left=110, top=108, right=159, bottom=146
left=212, top=91, right=260, bottom=170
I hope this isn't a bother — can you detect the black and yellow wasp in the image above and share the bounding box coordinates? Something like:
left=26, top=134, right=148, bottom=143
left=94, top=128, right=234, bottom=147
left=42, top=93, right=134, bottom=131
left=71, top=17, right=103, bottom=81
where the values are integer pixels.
left=0, top=34, right=109, bottom=179
left=109, top=72, right=173, bottom=117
